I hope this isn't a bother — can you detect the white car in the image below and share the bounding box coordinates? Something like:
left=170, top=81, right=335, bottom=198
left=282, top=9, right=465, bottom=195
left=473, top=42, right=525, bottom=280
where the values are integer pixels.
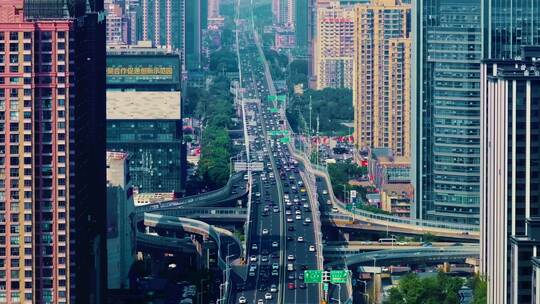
left=257, top=299, right=264, bottom=304
left=309, top=245, right=316, bottom=252
left=288, top=254, right=295, bottom=261
left=285, top=210, right=292, bottom=215
left=295, top=210, right=302, bottom=215
left=272, top=241, right=279, bottom=248
left=297, top=236, right=304, bottom=242
left=250, top=255, right=257, bottom=262
left=287, top=217, right=293, bottom=223
left=322, top=190, right=328, bottom=195
left=295, top=215, right=301, bottom=220
left=265, top=293, right=272, bottom=300
left=262, top=229, right=269, bottom=235
left=305, top=218, right=312, bottom=223
left=239, top=296, right=247, bottom=304
left=272, top=263, right=279, bottom=270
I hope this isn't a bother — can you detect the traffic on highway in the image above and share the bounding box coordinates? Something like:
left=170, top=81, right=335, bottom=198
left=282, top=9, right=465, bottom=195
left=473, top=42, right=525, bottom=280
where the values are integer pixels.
left=229, top=4, right=321, bottom=303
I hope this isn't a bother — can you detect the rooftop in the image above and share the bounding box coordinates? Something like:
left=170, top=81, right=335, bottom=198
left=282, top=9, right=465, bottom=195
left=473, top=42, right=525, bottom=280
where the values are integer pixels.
left=106, top=91, right=181, bottom=120
left=382, top=183, right=414, bottom=198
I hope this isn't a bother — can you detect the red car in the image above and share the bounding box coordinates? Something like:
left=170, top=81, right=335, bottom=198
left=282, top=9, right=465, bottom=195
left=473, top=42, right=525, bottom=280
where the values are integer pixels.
left=288, top=282, right=295, bottom=290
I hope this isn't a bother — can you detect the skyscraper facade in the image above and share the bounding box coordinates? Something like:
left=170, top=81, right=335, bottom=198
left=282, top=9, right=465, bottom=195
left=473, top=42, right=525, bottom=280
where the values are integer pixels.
left=294, top=0, right=309, bottom=47
left=353, top=0, right=411, bottom=158
left=482, top=0, right=540, bottom=60
left=0, top=0, right=107, bottom=303
left=314, top=3, right=355, bottom=89
left=185, top=0, right=203, bottom=70
left=106, top=152, right=135, bottom=290
left=411, top=0, right=482, bottom=225
left=480, top=47, right=540, bottom=304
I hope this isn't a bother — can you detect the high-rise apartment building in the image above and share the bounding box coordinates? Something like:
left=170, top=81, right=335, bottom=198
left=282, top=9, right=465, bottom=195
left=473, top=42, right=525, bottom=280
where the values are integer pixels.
left=314, top=2, right=355, bottom=89
left=273, top=0, right=295, bottom=27
left=352, top=0, right=411, bottom=158
left=136, top=0, right=185, bottom=52
left=105, top=0, right=129, bottom=45
left=411, top=0, right=482, bottom=225
left=0, top=0, right=107, bottom=303
left=480, top=47, right=540, bottom=304
left=208, top=0, right=220, bottom=19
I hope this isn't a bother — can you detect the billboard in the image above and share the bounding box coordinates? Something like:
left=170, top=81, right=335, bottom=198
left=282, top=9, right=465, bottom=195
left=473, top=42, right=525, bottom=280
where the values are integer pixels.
left=107, top=54, right=181, bottom=86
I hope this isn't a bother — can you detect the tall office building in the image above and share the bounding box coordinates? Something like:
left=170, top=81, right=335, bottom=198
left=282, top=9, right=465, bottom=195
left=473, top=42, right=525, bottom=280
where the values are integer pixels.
left=479, top=0, right=540, bottom=301
left=185, top=0, right=203, bottom=70
left=106, top=45, right=185, bottom=194
left=0, top=0, right=107, bottom=303
left=352, top=0, right=411, bottom=158
left=411, top=0, right=482, bottom=225
left=106, top=152, right=135, bottom=290
left=482, top=0, right=540, bottom=60
left=314, top=2, right=355, bottom=89
left=480, top=47, right=540, bottom=304
left=294, top=0, right=309, bottom=47
left=136, top=0, right=185, bottom=52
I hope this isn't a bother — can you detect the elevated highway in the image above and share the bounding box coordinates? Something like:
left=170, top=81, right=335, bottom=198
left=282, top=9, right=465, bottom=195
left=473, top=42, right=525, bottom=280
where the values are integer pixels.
left=325, top=246, right=479, bottom=267
left=142, top=213, right=244, bottom=271
left=135, top=171, right=248, bottom=214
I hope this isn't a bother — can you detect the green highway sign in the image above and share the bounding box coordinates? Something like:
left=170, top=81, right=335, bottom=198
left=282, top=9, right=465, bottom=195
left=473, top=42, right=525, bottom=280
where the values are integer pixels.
left=270, top=107, right=279, bottom=113
left=268, top=95, right=277, bottom=101
left=280, top=137, right=290, bottom=143
left=304, top=270, right=323, bottom=283
left=323, top=283, right=329, bottom=291
left=330, top=270, right=349, bottom=284
left=277, top=95, right=286, bottom=102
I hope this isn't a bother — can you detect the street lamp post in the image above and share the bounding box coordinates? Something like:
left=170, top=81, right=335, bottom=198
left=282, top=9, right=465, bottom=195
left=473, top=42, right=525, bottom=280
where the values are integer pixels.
left=359, top=280, right=369, bottom=304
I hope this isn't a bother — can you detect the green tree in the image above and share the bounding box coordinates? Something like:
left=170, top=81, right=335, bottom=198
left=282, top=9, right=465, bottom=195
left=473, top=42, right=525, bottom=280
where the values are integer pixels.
left=384, top=273, right=464, bottom=304
left=469, top=275, right=487, bottom=304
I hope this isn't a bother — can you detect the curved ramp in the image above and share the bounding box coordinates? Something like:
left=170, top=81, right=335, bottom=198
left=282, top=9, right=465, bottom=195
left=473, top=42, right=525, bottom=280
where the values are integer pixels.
left=142, top=213, right=243, bottom=270
left=135, top=172, right=248, bottom=214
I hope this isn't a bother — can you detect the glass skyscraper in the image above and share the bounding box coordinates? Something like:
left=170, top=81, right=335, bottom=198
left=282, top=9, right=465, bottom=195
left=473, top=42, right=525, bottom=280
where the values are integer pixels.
left=482, top=0, right=540, bottom=60
left=412, top=0, right=482, bottom=225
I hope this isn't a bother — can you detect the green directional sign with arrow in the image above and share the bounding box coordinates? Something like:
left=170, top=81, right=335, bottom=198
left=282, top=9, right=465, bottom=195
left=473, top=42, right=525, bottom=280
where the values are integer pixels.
left=280, top=137, right=290, bottom=143
left=330, top=270, right=349, bottom=284
left=304, top=270, right=323, bottom=283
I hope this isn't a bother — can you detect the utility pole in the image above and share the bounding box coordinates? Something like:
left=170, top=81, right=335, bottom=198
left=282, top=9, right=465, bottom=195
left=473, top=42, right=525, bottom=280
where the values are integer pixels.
left=309, top=94, right=312, bottom=157
left=316, top=114, right=320, bottom=166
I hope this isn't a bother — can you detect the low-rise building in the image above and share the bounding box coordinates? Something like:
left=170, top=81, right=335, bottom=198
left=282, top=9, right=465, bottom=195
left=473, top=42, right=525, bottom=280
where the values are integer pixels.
left=368, top=148, right=410, bottom=189
left=380, top=183, right=413, bottom=218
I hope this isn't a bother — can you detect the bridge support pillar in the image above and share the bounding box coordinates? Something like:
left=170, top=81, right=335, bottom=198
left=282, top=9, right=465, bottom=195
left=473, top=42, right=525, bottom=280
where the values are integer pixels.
left=150, top=254, right=166, bottom=276
left=373, top=273, right=382, bottom=303
left=343, top=232, right=350, bottom=242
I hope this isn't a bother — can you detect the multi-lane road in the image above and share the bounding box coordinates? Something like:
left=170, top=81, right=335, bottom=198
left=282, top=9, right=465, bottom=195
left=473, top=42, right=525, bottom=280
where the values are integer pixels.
left=229, top=3, right=321, bottom=303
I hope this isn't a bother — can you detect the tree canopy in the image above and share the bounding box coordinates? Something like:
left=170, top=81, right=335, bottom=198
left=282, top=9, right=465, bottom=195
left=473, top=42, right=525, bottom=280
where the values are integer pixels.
left=286, top=88, right=353, bottom=135
left=384, top=273, right=464, bottom=304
